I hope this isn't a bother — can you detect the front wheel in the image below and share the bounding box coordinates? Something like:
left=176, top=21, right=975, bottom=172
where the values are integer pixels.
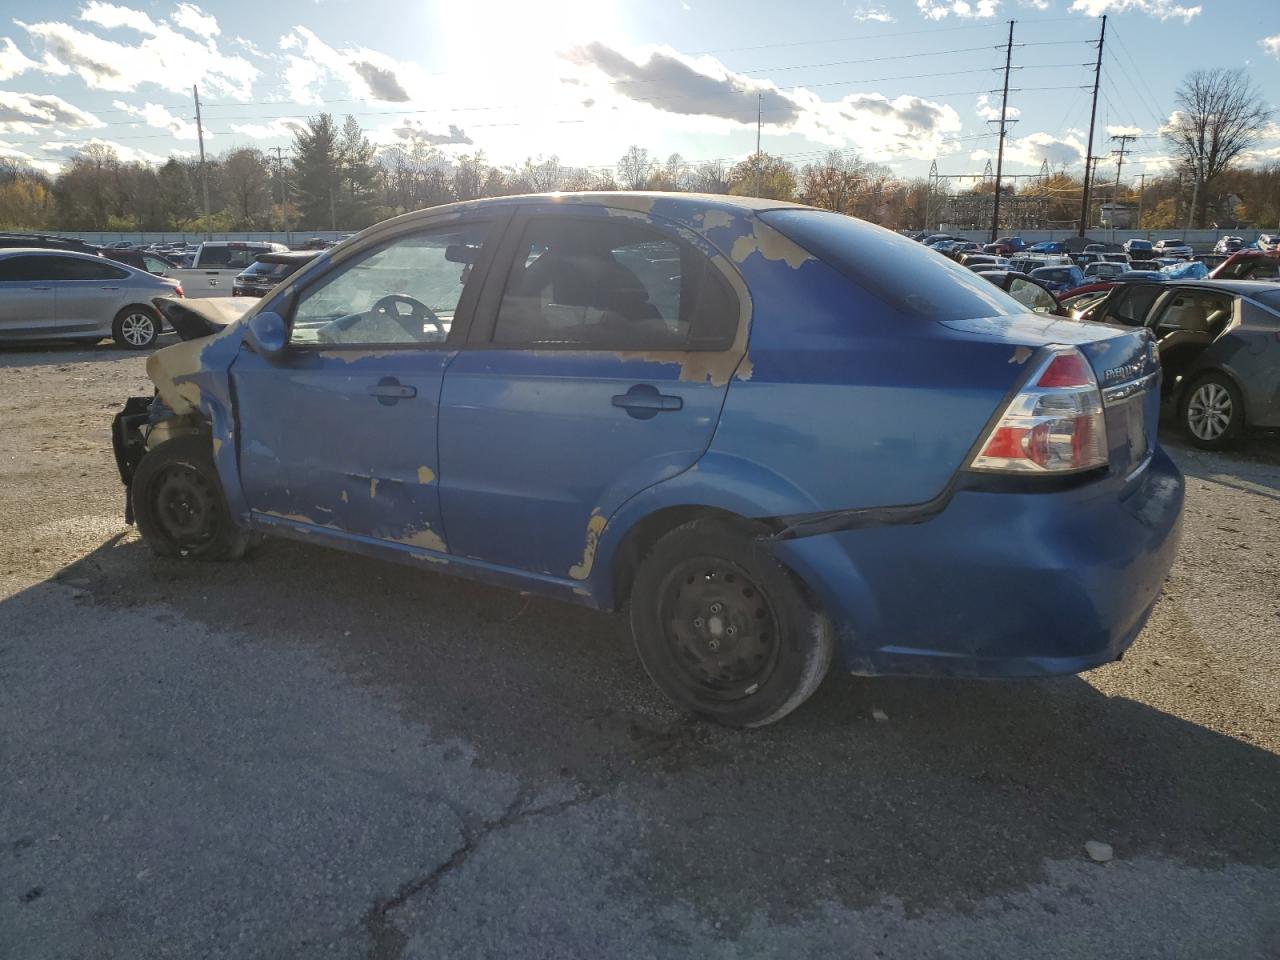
left=1180, top=373, right=1243, bottom=450
left=112, top=306, right=160, bottom=350
left=131, top=435, right=251, bottom=560
left=629, top=518, right=833, bottom=727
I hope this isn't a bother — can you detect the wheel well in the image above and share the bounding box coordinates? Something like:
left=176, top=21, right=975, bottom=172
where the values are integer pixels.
left=116, top=303, right=160, bottom=323
left=610, top=505, right=780, bottom=610
left=1179, top=367, right=1247, bottom=426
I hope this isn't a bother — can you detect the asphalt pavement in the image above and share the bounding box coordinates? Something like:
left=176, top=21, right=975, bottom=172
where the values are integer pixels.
left=2, top=342, right=1278, bottom=959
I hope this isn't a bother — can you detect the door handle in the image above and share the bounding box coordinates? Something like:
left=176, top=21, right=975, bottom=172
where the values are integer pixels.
left=367, top=377, right=417, bottom=406
left=31, top=286, right=51, bottom=291
left=100, top=286, right=119, bottom=291
left=612, top=384, right=682, bottom=420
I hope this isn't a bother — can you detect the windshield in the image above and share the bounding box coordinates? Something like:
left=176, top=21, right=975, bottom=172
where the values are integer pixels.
left=241, top=260, right=298, bottom=280
left=760, top=209, right=1021, bottom=321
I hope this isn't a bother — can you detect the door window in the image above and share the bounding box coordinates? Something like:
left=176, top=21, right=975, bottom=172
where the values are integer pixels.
left=491, top=217, right=737, bottom=349
left=289, top=223, right=489, bottom=347
left=1007, top=277, right=1058, bottom=315
left=1153, top=292, right=1233, bottom=338
left=0, top=255, right=59, bottom=282
left=1103, top=285, right=1163, bottom=326
left=143, top=256, right=171, bottom=274
left=46, top=257, right=130, bottom=281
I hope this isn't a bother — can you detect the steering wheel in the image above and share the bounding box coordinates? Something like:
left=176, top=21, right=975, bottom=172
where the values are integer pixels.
left=371, top=294, right=444, bottom=339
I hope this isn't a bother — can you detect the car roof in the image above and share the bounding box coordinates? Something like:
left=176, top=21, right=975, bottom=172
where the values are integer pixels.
left=0, top=247, right=109, bottom=260
left=1160, top=279, right=1280, bottom=295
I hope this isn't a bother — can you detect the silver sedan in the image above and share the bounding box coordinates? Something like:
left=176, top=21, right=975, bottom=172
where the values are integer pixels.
left=0, top=248, right=182, bottom=349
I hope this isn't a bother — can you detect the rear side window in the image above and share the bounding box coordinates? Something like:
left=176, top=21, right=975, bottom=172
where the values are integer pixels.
left=760, top=209, right=1020, bottom=321
left=492, top=217, right=737, bottom=349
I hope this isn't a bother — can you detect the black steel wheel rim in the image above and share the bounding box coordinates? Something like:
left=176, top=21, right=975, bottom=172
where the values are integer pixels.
left=152, top=464, right=217, bottom=549
left=658, top=557, right=781, bottom=701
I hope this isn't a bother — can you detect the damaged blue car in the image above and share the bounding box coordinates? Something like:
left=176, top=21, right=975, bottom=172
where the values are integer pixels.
left=113, top=193, right=1184, bottom=727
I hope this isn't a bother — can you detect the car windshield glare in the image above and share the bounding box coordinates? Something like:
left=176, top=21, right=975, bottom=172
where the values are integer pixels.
left=760, top=209, right=1022, bottom=321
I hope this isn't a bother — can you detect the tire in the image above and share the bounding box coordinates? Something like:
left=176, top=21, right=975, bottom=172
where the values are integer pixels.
left=629, top=518, right=833, bottom=728
left=1180, top=372, right=1244, bottom=450
left=112, top=305, right=160, bottom=350
left=131, top=435, right=251, bottom=561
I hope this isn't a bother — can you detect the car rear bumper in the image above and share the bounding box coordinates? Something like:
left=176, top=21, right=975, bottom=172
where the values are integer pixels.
left=771, top=447, right=1184, bottom=678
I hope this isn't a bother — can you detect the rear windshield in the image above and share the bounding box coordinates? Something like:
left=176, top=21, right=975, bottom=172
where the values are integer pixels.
left=759, top=209, right=1020, bottom=321
left=241, top=260, right=297, bottom=279
left=1032, top=268, right=1074, bottom=282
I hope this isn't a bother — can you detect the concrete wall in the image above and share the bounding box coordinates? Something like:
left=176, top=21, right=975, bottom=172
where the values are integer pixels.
left=42, top=231, right=351, bottom=245
left=937, top=227, right=1276, bottom=251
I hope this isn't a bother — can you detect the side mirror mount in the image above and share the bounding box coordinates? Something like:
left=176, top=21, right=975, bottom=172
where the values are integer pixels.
left=244, top=310, right=288, bottom=359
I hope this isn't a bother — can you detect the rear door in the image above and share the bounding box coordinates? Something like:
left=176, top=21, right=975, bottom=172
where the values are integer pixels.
left=437, top=204, right=744, bottom=581
left=0, top=255, right=57, bottom=338
left=47, top=256, right=131, bottom=335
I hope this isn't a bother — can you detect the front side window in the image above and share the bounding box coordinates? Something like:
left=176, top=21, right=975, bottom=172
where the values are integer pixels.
left=491, top=217, right=737, bottom=349
left=48, top=257, right=129, bottom=281
left=0, top=255, right=58, bottom=282
left=290, top=223, right=488, bottom=347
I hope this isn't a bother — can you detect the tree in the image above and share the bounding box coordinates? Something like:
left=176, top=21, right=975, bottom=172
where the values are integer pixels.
left=616, top=146, right=653, bottom=190
left=221, top=148, right=272, bottom=228
left=291, top=113, right=341, bottom=229
left=1163, top=68, right=1273, bottom=228
left=337, top=115, right=379, bottom=225
left=690, top=160, right=731, bottom=194
left=728, top=152, right=796, bottom=201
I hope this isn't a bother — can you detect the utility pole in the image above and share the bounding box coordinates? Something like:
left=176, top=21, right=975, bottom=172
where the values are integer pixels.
left=991, top=19, right=1015, bottom=243
left=1136, top=171, right=1145, bottom=231
left=192, top=84, right=211, bottom=240
left=1077, top=14, right=1106, bottom=237
left=1110, top=133, right=1135, bottom=226
left=273, top=145, right=289, bottom=235
left=754, top=93, right=763, bottom=197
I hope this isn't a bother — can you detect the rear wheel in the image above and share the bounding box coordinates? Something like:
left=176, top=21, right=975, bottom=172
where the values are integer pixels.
left=1180, top=372, right=1243, bottom=450
left=112, top=306, right=160, bottom=350
left=629, top=518, right=833, bottom=727
left=131, top=435, right=251, bottom=560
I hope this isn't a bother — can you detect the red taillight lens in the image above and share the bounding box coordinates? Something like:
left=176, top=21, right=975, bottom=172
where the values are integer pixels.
left=174, top=284, right=184, bottom=298
left=971, top=347, right=1108, bottom=475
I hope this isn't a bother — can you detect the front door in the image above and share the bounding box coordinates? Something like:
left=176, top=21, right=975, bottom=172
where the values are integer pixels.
left=0, top=254, right=57, bottom=339
left=438, top=207, right=745, bottom=581
left=232, top=219, right=498, bottom=555
left=47, top=255, right=132, bottom=336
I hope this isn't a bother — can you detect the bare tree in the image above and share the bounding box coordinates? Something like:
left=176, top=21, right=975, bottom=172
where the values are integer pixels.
left=616, top=146, right=654, bottom=190
left=1163, top=68, right=1272, bottom=228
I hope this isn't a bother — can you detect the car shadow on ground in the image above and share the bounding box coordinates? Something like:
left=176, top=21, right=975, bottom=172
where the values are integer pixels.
left=29, top=531, right=1280, bottom=924
left=0, top=336, right=178, bottom=368
left=1164, top=435, right=1280, bottom=500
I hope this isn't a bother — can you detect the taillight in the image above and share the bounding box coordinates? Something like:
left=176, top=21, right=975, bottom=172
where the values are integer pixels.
left=173, top=284, right=184, bottom=298
left=970, top=346, right=1108, bottom=474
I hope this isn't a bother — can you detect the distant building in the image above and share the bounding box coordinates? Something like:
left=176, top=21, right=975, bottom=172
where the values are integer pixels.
left=1100, top=203, right=1137, bottom=229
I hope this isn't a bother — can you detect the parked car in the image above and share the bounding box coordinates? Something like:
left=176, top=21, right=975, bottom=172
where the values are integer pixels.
left=1118, top=270, right=1165, bottom=282
left=1078, top=279, right=1280, bottom=447
left=1258, top=234, right=1279, bottom=252
left=958, top=253, right=1009, bottom=268
left=171, top=240, right=289, bottom=298
left=1084, top=262, right=1127, bottom=280
left=0, top=232, right=101, bottom=255
left=1129, top=259, right=1161, bottom=271
left=1071, top=253, right=1103, bottom=268
left=1083, top=243, right=1108, bottom=255
left=1026, top=241, right=1066, bottom=254
left=1153, top=238, right=1193, bottom=259
left=1213, top=236, right=1245, bottom=255
left=232, top=251, right=321, bottom=297
left=1102, top=253, right=1128, bottom=264
left=1029, top=264, right=1088, bottom=293
left=1123, top=239, right=1154, bottom=259
left=0, top=248, right=181, bottom=348
left=108, top=193, right=1182, bottom=727
left=1209, top=250, right=1280, bottom=281
left=1008, top=254, right=1070, bottom=275
left=984, top=236, right=1026, bottom=256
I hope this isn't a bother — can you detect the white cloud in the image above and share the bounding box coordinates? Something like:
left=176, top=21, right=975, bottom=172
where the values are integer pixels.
left=230, top=117, right=306, bottom=139
left=970, top=149, right=993, bottom=161
left=0, top=138, right=63, bottom=174
left=853, top=6, right=896, bottom=21
left=0, top=91, right=101, bottom=134
left=40, top=136, right=174, bottom=165
left=975, top=94, right=1020, bottom=122
left=1006, top=130, right=1086, bottom=167
left=111, top=99, right=203, bottom=139
left=0, top=38, right=39, bottom=81
left=279, top=26, right=418, bottom=103
left=918, top=0, right=999, bottom=19
left=1019, top=0, right=1050, bottom=8
left=1106, top=124, right=1142, bottom=136
left=1261, top=34, right=1280, bottom=58
left=1068, top=0, right=1200, bottom=21
left=18, top=6, right=258, bottom=98
left=172, top=3, right=220, bottom=38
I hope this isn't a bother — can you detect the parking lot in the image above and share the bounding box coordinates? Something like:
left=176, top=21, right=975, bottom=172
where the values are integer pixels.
left=1, top=341, right=1278, bottom=959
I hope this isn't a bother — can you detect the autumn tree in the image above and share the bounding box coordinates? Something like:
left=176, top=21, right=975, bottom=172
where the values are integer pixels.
left=1163, top=68, right=1272, bottom=228
left=728, top=152, right=797, bottom=201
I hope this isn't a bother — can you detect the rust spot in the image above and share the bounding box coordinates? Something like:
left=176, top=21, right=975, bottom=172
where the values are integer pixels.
left=417, top=466, right=436, bottom=484
left=1009, top=346, right=1033, bottom=364
left=568, top=509, right=607, bottom=580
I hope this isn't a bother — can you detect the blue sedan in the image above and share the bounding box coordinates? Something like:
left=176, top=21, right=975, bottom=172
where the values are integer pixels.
left=113, top=194, right=1183, bottom=727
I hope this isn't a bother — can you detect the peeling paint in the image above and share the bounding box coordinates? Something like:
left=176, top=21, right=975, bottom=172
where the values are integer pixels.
left=729, top=221, right=815, bottom=270
left=602, top=195, right=658, bottom=215
left=370, top=477, right=379, bottom=498
left=698, top=209, right=734, bottom=231
left=735, top=355, right=754, bottom=381
left=568, top=509, right=607, bottom=580
left=146, top=336, right=215, bottom=415
left=211, top=437, right=222, bottom=457
left=1009, top=346, right=1033, bottom=364
left=417, top=465, right=436, bottom=484
left=397, top=527, right=447, bottom=553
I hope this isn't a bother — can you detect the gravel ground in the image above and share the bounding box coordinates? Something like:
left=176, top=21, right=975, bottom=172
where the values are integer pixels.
left=1, top=340, right=1278, bottom=960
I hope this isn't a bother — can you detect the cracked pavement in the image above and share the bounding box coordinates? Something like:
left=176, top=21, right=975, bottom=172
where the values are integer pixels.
left=1, top=342, right=1279, bottom=959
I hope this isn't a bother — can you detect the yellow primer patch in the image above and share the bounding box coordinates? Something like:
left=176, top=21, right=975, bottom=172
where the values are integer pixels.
left=730, top=222, right=815, bottom=270
left=568, top=510, right=607, bottom=580
left=369, top=478, right=379, bottom=498
left=735, top=355, right=754, bottom=381
left=603, top=195, right=658, bottom=214
left=211, top=437, right=222, bottom=457
left=146, top=337, right=213, bottom=415
left=398, top=527, right=447, bottom=553
left=699, top=210, right=734, bottom=230
left=417, top=466, right=436, bottom=484
left=1009, top=346, right=1033, bottom=364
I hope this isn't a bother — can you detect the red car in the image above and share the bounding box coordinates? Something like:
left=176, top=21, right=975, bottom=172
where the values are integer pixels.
left=1209, top=250, right=1280, bottom=281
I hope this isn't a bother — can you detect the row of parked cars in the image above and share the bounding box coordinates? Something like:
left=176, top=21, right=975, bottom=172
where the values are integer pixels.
left=0, top=233, right=318, bottom=349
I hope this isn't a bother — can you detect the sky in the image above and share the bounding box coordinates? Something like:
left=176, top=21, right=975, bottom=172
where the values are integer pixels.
left=0, top=0, right=1277, bottom=185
